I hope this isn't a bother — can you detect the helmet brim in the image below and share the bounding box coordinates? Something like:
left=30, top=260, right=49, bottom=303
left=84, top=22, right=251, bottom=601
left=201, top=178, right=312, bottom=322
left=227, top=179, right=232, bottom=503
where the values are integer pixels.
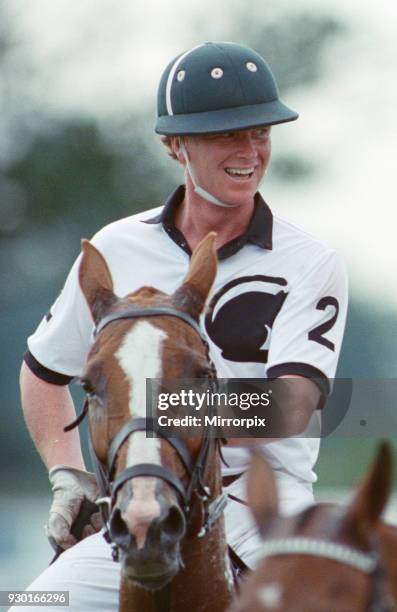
left=155, top=99, right=298, bottom=136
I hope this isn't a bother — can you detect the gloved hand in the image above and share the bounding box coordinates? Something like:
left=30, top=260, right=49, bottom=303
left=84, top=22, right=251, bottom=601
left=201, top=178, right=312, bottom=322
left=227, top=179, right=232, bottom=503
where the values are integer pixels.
left=46, top=465, right=102, bottom=550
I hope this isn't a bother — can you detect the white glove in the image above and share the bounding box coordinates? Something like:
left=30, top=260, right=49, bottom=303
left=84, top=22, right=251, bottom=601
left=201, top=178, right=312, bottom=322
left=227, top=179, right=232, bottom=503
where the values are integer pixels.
left=47, top=465, right=102, bottom=550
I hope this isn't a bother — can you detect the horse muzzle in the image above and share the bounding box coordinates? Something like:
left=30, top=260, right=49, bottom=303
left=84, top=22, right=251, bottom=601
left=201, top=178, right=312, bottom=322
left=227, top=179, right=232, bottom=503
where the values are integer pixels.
left=109, top=500, right=186, bottom=588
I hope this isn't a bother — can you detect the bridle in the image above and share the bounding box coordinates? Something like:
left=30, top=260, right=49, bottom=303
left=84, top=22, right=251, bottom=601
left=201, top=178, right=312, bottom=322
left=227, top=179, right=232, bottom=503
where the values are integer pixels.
left=65, top=306, right=228, bottom=562
left=257, top=537, right=395, bottom=611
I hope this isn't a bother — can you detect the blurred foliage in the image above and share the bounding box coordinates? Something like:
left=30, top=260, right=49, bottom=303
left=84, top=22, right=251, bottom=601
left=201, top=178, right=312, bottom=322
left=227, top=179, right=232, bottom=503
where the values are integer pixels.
left=315, top=438, right=397, bottom=489
left=1, top=118, right=176, bottom=238
left=228, top=1, right=347, bottom=93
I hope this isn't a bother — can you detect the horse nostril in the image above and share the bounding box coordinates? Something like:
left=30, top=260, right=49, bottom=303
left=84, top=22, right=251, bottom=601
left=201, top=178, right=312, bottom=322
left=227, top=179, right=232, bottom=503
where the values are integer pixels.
left=160, top=504, right=186, bottom=542
left=109, top=508, right=131, bottom=551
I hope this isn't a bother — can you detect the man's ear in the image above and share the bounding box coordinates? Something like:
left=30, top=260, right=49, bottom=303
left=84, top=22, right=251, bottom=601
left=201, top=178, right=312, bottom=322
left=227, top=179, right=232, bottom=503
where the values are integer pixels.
left=172, top=136, right=187, bottom=164
left=78, top=240, right=118, bottom=324
left=172, top=232, right=217, bottom=320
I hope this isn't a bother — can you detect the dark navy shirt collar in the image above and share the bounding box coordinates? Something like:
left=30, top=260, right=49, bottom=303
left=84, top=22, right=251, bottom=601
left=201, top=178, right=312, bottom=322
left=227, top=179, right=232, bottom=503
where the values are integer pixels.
left=144, top=185, right=273, bottom=259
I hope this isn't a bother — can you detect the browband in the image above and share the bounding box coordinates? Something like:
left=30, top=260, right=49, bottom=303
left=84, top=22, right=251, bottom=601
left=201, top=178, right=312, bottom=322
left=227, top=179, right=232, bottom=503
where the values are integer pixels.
left=95, top=307, right=204, bottom=340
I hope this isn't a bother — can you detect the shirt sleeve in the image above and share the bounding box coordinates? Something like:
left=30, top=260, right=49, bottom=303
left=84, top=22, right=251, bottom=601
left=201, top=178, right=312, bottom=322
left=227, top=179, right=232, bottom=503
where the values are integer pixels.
left=25, top=252, right=94, bottom=384
left=265, top=249, right=348, bottom=398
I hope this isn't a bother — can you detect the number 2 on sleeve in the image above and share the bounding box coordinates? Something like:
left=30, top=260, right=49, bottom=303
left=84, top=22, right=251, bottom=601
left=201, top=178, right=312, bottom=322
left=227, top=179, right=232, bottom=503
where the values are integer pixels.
left=308, top=296, right=339, bottom=351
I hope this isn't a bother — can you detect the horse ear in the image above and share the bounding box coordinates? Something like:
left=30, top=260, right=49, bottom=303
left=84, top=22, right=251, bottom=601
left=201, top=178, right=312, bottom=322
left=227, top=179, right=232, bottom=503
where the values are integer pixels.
left=173, top=232, right=217, bottom=320
left=246, top=451, right=279, bottom=532
left=79, top=239, right=117, bottom=323
left=342, top=442, right=392, bottom=546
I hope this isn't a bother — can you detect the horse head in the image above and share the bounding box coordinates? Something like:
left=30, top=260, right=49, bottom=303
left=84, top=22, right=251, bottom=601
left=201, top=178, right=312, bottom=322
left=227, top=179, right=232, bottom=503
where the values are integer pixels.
left=229, top=443, right=396, bottom=612
left=78, top=233, right=222, bottom=591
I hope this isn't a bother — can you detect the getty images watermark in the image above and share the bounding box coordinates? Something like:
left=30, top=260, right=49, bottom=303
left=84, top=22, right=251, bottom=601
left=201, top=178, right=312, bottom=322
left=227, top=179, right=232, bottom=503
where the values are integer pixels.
left=146, top=378, right=397, bottom=439
left=146, top=378, right=327, bottom=439
left=156, top=386, right=271, bottom=430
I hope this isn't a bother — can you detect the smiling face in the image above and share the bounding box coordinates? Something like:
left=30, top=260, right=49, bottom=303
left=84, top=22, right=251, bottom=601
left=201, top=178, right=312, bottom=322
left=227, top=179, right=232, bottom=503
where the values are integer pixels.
left=175, top=127, right=272, bottom=207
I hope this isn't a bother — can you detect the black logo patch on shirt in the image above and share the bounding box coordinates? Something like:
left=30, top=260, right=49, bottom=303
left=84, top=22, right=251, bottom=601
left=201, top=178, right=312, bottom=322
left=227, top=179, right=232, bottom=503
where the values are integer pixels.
left=204, top=275, right=288, bottom=363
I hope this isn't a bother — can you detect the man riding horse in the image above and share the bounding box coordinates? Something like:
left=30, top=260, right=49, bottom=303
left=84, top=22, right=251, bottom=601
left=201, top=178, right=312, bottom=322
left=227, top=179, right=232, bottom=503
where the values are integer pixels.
left=18, top=42, right=347, bottom=609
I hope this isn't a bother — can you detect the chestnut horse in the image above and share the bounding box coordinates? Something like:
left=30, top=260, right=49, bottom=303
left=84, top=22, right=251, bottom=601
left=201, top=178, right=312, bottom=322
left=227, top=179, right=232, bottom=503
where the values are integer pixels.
left=229, top=442, right=397, bottom=612
left=75, top=233, right=234, bottom=612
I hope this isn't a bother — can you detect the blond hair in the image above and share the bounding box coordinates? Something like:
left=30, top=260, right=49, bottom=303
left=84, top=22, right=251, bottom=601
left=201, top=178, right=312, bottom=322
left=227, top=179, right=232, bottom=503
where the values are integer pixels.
left=160, top=135, right=178, bottom=161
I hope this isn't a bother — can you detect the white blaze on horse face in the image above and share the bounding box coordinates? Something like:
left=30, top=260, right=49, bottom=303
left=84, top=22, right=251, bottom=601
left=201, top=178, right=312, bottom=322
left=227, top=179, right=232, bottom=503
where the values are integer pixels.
left=257, top=583, right=283, bottom=609
left=116, top=321, right=167, bottom=547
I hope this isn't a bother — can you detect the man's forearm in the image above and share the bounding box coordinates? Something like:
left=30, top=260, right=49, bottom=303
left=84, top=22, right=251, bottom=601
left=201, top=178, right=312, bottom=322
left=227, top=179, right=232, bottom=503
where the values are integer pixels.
left=226, top=375, right=321, bottom=448
left=20, top=361, right=86, bottom=470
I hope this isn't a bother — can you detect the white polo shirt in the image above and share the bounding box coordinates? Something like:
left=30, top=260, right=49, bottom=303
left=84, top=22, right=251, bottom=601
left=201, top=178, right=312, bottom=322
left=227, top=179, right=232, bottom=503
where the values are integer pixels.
left=25, top=186, right=348, bottom=484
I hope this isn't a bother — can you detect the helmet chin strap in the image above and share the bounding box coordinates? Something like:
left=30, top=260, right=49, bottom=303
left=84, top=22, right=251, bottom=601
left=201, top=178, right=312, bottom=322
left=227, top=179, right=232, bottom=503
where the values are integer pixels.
left=179, top=141, right=239, bottom=209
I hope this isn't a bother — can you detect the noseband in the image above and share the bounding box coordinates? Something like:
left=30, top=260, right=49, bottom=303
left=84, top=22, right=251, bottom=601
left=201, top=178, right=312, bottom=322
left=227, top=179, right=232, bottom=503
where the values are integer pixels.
left=66, top=306, right=227, bottom=561
left=258, top=537, right=394, bottom=611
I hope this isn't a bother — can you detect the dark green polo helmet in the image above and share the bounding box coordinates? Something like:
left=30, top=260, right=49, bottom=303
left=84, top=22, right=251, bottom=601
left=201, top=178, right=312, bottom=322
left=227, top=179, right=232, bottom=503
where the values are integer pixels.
left=155, top=41, right=298, bottom=136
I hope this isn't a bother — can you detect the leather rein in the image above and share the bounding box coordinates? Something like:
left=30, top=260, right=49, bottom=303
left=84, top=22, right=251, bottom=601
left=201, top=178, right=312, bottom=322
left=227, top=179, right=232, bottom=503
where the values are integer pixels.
left=65, top=306, right=228, bottom=562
